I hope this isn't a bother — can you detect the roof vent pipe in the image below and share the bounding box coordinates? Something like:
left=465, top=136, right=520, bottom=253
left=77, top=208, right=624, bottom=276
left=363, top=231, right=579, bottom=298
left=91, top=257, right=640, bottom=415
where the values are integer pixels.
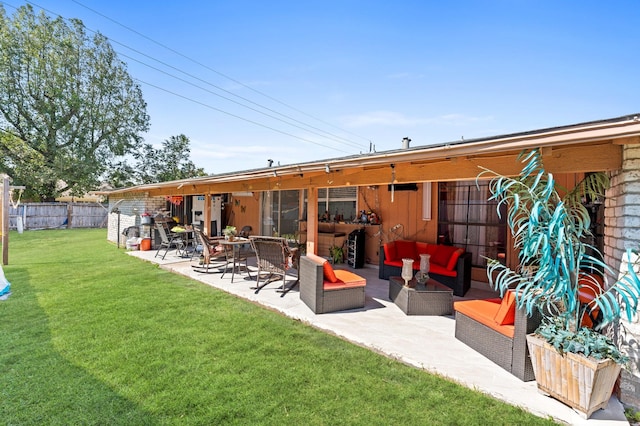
left=402, top=137, right=411, bottom=149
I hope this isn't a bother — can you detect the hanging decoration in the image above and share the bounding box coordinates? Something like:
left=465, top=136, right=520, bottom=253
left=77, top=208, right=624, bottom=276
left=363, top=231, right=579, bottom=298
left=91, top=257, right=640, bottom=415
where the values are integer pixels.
left=165, top=195, right=183, bottom=205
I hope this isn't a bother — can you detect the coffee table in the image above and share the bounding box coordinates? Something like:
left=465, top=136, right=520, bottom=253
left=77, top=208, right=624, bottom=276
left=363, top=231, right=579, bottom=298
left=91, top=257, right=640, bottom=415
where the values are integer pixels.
left=389, top=276, right=453, bottom=315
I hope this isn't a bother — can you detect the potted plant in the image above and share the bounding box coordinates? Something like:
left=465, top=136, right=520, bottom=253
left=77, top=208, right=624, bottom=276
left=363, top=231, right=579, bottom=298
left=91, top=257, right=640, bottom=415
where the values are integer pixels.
left=479, top=149, right=640, bottom=419
left=223, top=226, right=237, bottom=241
left=329, top=244, right=344, bottom=264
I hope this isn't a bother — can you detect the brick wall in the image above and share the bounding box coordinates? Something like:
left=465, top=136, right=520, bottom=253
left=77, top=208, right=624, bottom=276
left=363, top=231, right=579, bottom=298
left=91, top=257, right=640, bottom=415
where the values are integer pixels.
left=604, top=144, right=640, bottom=410
left=107, top=194, right=167, bottom=246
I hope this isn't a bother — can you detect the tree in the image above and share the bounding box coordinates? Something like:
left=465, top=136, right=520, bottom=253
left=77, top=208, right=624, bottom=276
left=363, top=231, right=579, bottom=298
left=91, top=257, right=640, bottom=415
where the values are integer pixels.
left=0, top=5, right=149, bottom=201
left=129, top=134, right=208, bottom=185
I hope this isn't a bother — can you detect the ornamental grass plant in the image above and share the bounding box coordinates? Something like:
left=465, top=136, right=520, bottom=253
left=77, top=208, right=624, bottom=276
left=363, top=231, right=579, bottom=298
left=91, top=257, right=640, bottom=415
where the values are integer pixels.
left=0, top=229, right=557, bottom=425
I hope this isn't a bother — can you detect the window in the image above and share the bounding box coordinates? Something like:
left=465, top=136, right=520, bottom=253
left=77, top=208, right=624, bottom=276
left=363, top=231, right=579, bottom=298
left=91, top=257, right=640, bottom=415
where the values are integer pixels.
left=261, top=190, right=301, bottom=237
left=315, top=187, right=357, bottom=222
left=438, top=180, right=507, bottom=268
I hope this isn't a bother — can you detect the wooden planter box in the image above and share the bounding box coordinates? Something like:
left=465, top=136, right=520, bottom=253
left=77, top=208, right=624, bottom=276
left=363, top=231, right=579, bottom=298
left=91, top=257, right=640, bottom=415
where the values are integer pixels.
left=526, top=334, right=621, bottom=419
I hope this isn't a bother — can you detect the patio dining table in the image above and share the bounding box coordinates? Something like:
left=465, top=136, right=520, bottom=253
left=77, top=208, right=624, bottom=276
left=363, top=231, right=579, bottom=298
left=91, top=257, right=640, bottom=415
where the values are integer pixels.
left=171, top=228, right=195, bottom=258
left=220, top=237, right=253, bottom=282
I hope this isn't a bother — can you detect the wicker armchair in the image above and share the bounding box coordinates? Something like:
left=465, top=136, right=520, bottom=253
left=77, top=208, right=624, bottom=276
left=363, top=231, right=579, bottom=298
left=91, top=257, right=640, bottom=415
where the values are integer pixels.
left=191, top=230, right=226, bottom=273
left=454, top=293, right=542, bottom=381
left=299, top=254, right=366, bottom=314
left=249, top=236, right=297, bottom=295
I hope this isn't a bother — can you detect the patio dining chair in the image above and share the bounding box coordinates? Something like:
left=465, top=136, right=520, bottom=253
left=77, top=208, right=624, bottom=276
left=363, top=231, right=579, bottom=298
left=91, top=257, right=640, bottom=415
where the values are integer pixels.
left=154, top=223, right=185, bottom=260
left=249, top=236, right=298, bottom=296
left=191, top=229, right=227, bottom=273
left=238, top=225, right=252, bottom=238
left=190, top=228, right=206, bottom=261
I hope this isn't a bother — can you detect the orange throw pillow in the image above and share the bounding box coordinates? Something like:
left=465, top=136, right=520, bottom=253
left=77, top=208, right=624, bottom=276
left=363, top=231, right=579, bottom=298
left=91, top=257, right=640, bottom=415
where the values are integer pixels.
left=494, top=290, right=516, bottom=325
left=323, top=261, right=338, bottom=283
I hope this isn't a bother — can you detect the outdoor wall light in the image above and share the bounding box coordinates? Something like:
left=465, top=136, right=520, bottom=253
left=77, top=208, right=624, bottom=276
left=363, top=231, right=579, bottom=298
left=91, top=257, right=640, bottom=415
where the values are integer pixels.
left=325, top=164, right=330, bottom=173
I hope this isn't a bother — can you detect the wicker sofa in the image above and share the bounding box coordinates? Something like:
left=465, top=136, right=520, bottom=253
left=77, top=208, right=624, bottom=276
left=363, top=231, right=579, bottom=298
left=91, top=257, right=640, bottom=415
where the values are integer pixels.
left=379, top=240, right=472, bottom=296
left=453, top=290, right=541, bottom=381
left=299, top=253, right=366, bottom=314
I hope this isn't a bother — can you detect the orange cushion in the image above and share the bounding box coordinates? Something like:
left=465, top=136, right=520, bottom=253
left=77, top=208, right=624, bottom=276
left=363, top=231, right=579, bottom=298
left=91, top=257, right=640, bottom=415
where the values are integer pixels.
left=431, top=245, right=459, bottom=267
left=581, top=310, right=599, bottom=329
left=454, top=298, right=515, bottom=338
left=395, top=240, right=417, bottom=260
left=494, top=290, right=517, bottom=325
left=578, top=274, right=604, bottom=328
left=334, top=270, right=366, bottom=286
left=578, top=274, right=604, bottom=303
left=446, top=248, right=465, bottom=271
left=324, top=281, right=347, bottom=290
left=383, top=241, right=397, bottom=261
left=455, top=298, right=502, bottom=317
left=324, top=270, right=366, bottom=290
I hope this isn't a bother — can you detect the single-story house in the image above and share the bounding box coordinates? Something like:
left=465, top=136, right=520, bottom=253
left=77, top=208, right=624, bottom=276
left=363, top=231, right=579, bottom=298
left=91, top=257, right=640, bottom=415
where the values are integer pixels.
left=106, top=113, right=640, bottom=409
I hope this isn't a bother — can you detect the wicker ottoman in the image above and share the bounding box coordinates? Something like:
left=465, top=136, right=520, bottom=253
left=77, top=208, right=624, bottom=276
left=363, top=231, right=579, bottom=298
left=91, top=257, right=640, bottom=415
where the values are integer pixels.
left=389, top=276, right=453, bottom=315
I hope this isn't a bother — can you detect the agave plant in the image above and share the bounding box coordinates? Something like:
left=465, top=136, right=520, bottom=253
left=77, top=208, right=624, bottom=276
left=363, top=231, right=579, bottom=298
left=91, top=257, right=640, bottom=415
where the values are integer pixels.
left=479, top=149, right=640, bottom=362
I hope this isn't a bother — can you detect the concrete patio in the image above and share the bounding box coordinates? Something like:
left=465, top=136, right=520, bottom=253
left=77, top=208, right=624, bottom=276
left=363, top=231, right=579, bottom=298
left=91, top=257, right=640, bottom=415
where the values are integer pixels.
left=127, top=247, right=628, bottom=425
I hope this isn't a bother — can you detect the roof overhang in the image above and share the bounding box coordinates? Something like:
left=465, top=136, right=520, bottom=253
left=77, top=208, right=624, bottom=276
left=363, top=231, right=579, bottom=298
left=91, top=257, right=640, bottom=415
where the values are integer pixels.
left=107, top=114, right=640, bottom=197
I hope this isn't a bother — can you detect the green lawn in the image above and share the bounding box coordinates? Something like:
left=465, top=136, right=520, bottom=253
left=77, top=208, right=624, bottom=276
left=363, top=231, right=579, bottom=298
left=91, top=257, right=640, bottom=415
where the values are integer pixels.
left=0, top=229, right=557, bottom=425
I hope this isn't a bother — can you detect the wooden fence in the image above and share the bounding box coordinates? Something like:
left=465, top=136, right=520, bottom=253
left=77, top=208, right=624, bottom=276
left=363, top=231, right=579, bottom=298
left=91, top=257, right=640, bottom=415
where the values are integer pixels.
left=9, top=202, right=109, bottom=230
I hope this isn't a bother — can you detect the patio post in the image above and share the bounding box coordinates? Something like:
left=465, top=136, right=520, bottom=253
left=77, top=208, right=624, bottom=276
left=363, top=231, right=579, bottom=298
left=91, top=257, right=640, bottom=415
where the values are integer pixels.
left=306, top=187, right=318, bottom=255
left=1, top=174, right=8, bottom=265
left=203, top=194, right=212, bottom=237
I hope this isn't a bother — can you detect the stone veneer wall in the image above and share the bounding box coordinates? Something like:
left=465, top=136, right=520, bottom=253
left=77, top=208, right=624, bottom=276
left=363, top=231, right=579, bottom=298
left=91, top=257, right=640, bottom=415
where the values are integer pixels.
left=604, top=143, right=640, bottom=410
left=107, top=194, right=167, bottom=246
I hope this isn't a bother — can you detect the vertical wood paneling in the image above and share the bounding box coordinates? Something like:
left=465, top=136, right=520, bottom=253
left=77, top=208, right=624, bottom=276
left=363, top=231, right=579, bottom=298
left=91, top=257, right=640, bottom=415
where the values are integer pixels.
left=227, top=194, right=260, bottom=236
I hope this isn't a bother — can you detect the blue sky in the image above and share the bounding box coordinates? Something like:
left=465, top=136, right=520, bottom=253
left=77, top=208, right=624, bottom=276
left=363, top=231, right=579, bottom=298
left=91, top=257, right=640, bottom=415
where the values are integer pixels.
left=7, top=1, right=640, bottom=174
